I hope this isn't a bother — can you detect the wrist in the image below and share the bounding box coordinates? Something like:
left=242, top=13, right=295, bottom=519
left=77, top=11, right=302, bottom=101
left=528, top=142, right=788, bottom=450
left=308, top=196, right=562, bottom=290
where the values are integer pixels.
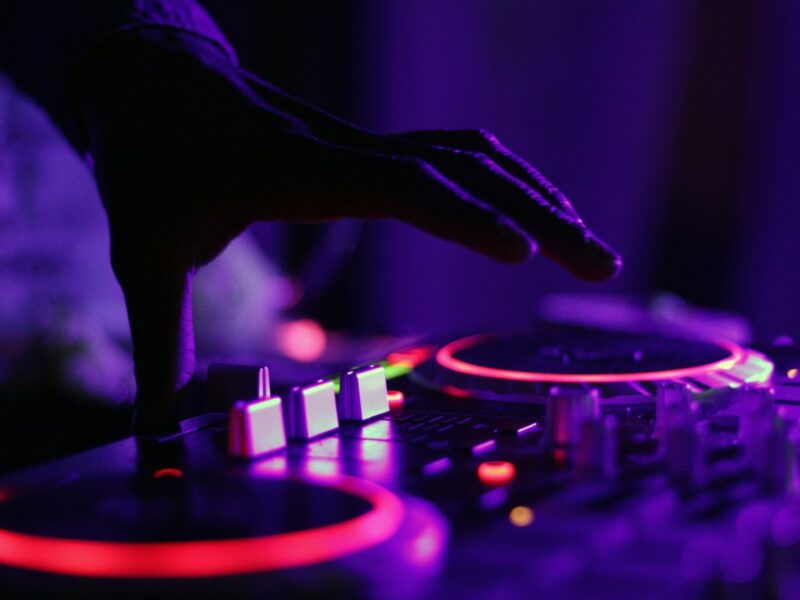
left=73, top=27, right=238, bottom=153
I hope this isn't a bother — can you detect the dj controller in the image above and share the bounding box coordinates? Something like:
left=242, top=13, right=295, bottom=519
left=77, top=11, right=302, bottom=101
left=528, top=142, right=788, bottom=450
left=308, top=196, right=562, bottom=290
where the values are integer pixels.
left=2, top=323, right=800, bottom=598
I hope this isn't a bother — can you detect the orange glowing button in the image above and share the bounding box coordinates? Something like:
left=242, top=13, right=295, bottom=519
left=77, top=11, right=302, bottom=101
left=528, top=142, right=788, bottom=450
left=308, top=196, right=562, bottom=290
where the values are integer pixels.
left=509, top=506, right=535, bottom=527
left=478, top=461, right=516, bottom=486
left=387, top=390, right=405, bottom=410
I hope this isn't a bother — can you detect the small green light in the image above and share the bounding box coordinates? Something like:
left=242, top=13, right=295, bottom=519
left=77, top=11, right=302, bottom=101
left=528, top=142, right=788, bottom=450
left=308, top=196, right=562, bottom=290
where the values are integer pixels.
left=384, top=361, right=413, bottom=380
left=331, top=360, right=411, bottom=394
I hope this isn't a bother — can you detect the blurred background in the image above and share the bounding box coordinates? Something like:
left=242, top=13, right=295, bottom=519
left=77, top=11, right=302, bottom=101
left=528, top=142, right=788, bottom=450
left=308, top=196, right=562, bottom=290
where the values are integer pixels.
left=208, top=0, right=799, bottom=339
left=0, top=0, right=798, bottom=469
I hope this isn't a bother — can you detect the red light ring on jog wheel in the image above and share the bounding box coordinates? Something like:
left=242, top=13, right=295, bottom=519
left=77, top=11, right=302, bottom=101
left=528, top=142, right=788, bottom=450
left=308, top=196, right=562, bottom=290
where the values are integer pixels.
left=0, top=474, right=405, bottom=579
left=436, top=333, right=747, bottom=384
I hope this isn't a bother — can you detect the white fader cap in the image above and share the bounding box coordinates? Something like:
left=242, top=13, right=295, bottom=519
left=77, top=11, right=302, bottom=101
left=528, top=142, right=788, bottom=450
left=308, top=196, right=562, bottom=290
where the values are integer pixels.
left=338, top=365, right=390, bottom=421
left=228, top=396, right=287, bottom=458
left=285, top=380, right=339, bottom=440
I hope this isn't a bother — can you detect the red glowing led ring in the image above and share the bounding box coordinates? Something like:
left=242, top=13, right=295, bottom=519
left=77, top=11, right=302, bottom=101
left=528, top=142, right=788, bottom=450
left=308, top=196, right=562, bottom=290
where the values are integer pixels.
left=436, top=333, right=746, bottom=384
left=0, top=474, right=405, bottom=579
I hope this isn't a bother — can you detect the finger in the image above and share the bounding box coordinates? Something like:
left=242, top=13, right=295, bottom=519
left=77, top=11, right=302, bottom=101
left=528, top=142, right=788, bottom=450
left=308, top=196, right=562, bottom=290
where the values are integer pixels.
left=109, top=232, right=195, bottom=435
left=397, top=128, right=582, bottom=221
left=239, top=72, right=579, bottom=227
left=237, top=74, right=619, bottom=278
left=274, top=123, right=619, bottom=279
left=253, top=139, right=534, bottom=264
left=387, top=158, right=536, bottom=264
left=240, top=72, right=572, bottom=224
left=410, top=147, right=621, bottom=281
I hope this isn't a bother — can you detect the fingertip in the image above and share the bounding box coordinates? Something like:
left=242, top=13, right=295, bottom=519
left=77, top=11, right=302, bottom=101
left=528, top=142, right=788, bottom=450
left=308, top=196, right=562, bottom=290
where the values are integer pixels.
left=571, top=234, right=624, bottom=282
left=492, top=223, right=536, bottom=264
left=577, top=253, right=623, bottom=282
left=607, top=253, right=624, bottom=278
left=538, top=223, right=623, bottom=281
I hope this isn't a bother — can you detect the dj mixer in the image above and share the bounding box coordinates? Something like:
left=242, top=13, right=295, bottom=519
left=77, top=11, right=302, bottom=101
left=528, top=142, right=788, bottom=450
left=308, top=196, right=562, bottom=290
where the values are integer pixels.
left=2, top=323, right=800, bottom=599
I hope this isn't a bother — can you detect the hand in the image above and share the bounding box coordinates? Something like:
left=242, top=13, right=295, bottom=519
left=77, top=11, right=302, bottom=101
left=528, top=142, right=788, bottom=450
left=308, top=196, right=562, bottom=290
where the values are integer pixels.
left=78, top=29, right=622, bottom=434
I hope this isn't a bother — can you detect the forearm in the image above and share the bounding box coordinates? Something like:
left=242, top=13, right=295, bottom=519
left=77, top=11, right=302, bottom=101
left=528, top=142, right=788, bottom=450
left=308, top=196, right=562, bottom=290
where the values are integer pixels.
left=0, top=0, right=235, bottom=149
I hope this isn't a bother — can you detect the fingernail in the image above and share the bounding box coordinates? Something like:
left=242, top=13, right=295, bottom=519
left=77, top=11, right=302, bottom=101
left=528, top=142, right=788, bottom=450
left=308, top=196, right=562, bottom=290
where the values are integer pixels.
left=496, top=223, right=535, bottom=263
left=584, top=233, right=623, bottom=280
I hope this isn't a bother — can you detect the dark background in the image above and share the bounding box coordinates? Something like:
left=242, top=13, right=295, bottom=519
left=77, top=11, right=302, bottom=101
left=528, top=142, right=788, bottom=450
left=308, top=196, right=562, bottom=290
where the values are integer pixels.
left=204, top=0, right=800, bottom=341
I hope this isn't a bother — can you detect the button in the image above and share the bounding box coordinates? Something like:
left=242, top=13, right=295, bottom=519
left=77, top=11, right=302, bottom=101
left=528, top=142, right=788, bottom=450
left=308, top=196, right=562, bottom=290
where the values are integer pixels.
left=285, top=380, right=339, bottom=440
left=477, top=461, right=516, bottom=486
left=338, top=365, right=390, bottom=421
left=152, top=468, right=184, bottom=479
left=509, top=506, right=535, bottom=527
left=422, top=457, right=452, bottom=476
left=492, top=419, right=539, bottom=436
left=387, top=390, right=405, bottom=410
left=467, top=439, right=497, bottom=456
left=228, top=396, right=286, bottom=458
left=208, top=364, right=271, bottom=411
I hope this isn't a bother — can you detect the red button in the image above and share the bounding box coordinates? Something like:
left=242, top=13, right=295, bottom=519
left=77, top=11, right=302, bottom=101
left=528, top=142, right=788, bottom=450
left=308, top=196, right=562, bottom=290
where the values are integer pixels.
left=153, top=468, right=183, bottom=479
left=477, top=461, right=516, bottom=486
left=387, top=390, right=405, bottom=410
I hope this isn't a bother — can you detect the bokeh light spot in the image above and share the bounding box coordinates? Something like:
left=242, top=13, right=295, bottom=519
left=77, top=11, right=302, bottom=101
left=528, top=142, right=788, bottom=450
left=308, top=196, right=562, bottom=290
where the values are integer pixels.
left=277, top=318, right=327, bottom=362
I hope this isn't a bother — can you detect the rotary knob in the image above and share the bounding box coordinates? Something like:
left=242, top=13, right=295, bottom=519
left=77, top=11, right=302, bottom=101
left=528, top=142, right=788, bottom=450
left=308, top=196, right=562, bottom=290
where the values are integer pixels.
left=575, top=415, right=618, bottom=480
left=657, top=382, right=704, bottom=491
left=655, top=381, right=692, bottom=439
left=546, top=387, right=600, bottom=447
left=735, top=385, right=790, bottom=493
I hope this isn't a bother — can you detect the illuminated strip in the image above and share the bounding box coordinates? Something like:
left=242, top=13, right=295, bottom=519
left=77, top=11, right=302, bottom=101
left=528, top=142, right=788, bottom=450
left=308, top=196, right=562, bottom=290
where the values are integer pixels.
left=436, top=333, right=747, bottom=384
left=0, top=474, right=404, bottom=579
left=329, top=347, right=432, bottom=394
left=333, top=360, right=414, bottom=394
left=384, top=362, right=414, bottom=380
left=386, top=346, right=433, bottom=368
